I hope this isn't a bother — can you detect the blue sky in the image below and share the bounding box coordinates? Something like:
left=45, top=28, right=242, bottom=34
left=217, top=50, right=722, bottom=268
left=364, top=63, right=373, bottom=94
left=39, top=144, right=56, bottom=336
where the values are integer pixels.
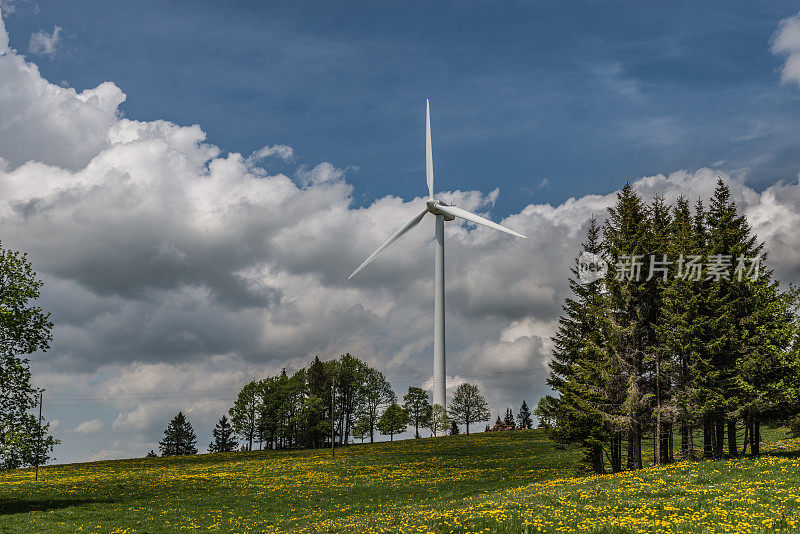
left=6, top=2, right=800, bottom=462
left=7, top=1, right=800, bottom=217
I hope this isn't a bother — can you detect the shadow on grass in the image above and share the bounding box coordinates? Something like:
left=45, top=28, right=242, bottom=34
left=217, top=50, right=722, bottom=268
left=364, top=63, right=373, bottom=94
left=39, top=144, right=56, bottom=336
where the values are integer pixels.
left=0, top=498, right=113, bottom=515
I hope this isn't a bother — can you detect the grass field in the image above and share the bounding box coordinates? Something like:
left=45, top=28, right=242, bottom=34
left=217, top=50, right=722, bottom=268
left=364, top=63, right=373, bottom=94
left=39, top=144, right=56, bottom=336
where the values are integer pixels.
left=2, top=429, right=800, bottom=533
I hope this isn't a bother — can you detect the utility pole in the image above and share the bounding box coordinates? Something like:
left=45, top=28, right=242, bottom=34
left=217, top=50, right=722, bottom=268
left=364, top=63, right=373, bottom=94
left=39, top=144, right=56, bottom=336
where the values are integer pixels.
left=331, top=380, right=335, bottom=458
left=35, top=391, right=43, bottom=482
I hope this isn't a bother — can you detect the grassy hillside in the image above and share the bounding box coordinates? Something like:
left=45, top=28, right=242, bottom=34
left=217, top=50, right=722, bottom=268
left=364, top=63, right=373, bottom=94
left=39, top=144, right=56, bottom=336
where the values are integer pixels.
left=1, top=429, right=800, bottom=533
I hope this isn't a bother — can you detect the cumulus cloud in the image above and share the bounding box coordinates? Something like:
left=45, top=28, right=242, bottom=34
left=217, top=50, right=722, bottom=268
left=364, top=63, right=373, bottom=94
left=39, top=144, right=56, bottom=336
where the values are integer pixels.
left=73, top=419, right=103, bottom=434
left=2, top=13, right=800, bottom=461
left=248, top=144, right=294, bottom=163
left=772, top=12, right=800, bottom=87
left=28, top=25, right=62, bottom=58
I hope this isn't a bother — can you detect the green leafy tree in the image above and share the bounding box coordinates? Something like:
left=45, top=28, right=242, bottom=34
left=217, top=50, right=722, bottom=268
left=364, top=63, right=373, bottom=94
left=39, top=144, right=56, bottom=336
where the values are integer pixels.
left=208, top=415, right=238, bottom=453
left=427, top=403, right=450, bottom=437
left=517, top=400, right=533, bottom=429
left=352, top=416, right=370, bottom=444
left=376, top=403, right=408, bottom=441
left=159, top=412, right=197, bottom=456
left=0, top=242, right=58, bottom=470
left=361, top=368, right=395, bottom=443
left=448, top=383, right=490, bottom=435
left=403, top=387, right=431, bottom=438
left=229, top=381, right=260, bottom=451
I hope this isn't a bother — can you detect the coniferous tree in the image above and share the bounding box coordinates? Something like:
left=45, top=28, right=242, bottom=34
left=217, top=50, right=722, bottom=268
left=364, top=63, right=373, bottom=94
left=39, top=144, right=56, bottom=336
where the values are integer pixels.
left=145, top=450, right=158, bottom=458
left=504, top=408, right=515, bottom=428
left=548, top=217, right=614, bottom=473
left=208, top=415, right=238, bottom=453
left=602, top=184, right=652, bottom=470
left=548, top=179, right=800, bottom=472
left=449, top=421, right=460, bottom=435
left=159, top=412, right=197, bottom=456
left=517, top=400, right=533, bottom=429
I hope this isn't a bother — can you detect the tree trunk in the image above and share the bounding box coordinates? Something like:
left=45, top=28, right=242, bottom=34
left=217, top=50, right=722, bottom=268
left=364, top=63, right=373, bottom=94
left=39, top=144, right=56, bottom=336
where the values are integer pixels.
left=680, top=423, right=690, bottom=459
left=655, top=356, right=662, bottom=465
left=703, top=418, right=713, bottom=459
left=727, top=419, right=737, bottom=457
left=591, top=444, right=605, bottom=474
left=667, top=422, right=674, bottom=463
left=751, top=418, right=760, bottom=457
left=610, top=433, right=622, bottom=473
left=715, top=418, right=724, bottom=459
left=627, top=424, right=642, bottom=470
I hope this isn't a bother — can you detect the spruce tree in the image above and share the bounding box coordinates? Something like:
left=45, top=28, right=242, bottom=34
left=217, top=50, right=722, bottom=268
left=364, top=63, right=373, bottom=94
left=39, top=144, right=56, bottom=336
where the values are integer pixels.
left=449, top=421, right=460, bottom=435
left=159, top=412, right=197, bottom=456
left=548, top=216, right=614, bottom=473
left=208, top=415, right=238, bottom=453
left=517, top=400, right=533, bottom=429
left=504, top=408, right=515, bottom=428
left=602, top=184, right=652, bottom=470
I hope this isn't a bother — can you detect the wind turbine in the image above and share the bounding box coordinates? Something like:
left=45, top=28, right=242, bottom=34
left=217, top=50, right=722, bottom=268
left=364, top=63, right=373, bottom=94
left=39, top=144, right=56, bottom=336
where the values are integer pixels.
left=348, top=100, right=527, bottom=409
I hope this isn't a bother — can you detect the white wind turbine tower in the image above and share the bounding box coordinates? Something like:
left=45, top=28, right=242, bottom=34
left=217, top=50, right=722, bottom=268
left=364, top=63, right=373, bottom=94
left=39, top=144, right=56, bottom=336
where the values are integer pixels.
left=348, top=100, right=527, bottom=409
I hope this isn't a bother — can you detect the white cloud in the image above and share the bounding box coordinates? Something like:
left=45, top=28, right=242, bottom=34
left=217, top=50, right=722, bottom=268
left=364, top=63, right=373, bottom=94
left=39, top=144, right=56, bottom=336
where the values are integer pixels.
left=73, top=419, right=103, bottom=434
left=248, top=144, right=294, bottom=164
left=2, top=14, right=800, bottom=460
left=28, top=25, right=62, bottom=58
left=772, top=12, right=800, bottom=87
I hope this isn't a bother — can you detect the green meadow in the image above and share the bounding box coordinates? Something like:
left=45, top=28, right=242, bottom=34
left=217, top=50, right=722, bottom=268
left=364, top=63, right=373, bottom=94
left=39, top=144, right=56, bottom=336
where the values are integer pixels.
left=1, top=429, right=800, bottom=533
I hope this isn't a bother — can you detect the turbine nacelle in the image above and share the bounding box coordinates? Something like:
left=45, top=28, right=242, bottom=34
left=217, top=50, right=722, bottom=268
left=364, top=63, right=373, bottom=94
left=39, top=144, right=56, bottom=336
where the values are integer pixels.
left=426, top=199, right=456, bottom=221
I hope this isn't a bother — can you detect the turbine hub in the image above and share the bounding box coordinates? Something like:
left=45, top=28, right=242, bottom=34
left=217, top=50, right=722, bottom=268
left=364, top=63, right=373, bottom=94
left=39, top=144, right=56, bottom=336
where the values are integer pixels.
left=426, top=199, right=455, bottom=220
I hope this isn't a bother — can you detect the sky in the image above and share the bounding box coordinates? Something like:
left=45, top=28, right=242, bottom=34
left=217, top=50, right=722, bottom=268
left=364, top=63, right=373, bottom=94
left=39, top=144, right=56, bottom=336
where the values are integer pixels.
left=3, top=1, right=800, bottom=463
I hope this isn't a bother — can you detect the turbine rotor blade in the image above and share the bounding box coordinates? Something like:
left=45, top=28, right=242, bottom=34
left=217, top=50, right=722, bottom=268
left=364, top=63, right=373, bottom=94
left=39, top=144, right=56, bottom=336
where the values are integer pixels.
left=426, top=99, right=434, bottom=199
left=348, top=207, right=429, bottom=279
left=435, top=204, right=527, bottom=239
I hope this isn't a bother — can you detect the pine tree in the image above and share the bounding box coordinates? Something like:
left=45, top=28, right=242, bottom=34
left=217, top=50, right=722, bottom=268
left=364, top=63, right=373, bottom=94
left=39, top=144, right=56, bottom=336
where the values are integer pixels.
left=504, top=408, right=515, bottom=428
left=548, top=216, right=614, bottom=473
left=449, top=421, right=460, bottom=435
left=208, top=415, right=238, bottom=453
left=602, top=184, right=652, bottom=470
left=517, top=400, right=533, bottom=429
left=158, top=412, right=197, bottom=456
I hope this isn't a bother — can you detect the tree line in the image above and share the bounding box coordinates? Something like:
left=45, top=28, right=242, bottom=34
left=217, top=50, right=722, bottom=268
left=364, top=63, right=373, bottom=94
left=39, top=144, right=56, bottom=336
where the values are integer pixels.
left=151, top=355, right=536, bottom=456
left=543, top=180, right=800, bottom=473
